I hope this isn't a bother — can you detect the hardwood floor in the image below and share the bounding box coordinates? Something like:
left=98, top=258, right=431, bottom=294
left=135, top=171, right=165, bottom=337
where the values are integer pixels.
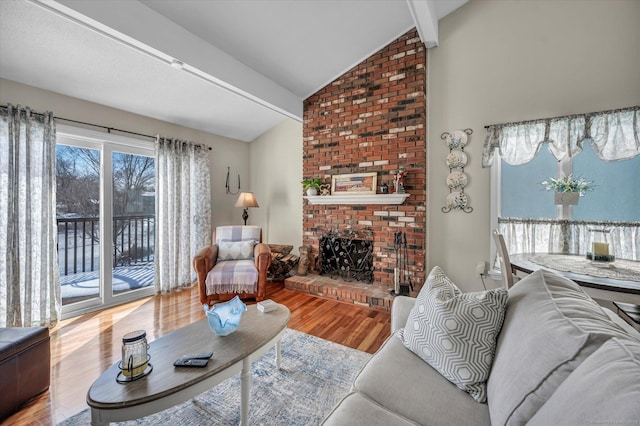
left=3, top=282, right=391, bottom=425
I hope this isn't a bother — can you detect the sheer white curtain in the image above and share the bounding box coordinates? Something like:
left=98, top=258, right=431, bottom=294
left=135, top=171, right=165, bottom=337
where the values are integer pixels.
left=498, top=218, right=639, bottom=262
left=0, top=105, right=60, bottom=327
left=154, top=137, right=211, bottom=293
left=483, top=106, right=640, bottom=167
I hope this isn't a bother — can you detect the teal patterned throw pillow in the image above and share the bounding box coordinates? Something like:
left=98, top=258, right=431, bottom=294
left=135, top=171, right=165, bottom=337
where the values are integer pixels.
left=398, top=266, right=508, bottom=403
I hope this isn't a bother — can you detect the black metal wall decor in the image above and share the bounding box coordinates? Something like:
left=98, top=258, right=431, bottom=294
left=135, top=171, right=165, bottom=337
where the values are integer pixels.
left=225, top=166, right=240, bottom=195
left=320, top=228, right=374, bottom=283
left=441, top=128, right=473, bottom=213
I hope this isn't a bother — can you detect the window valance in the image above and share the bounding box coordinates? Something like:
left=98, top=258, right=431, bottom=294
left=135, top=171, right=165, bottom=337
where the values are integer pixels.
left=482, top=106, right=640, bottom=167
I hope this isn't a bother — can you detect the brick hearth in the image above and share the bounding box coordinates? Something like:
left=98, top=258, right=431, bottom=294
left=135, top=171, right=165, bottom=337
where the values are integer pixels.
left=285, top=274, right=394, bottom=312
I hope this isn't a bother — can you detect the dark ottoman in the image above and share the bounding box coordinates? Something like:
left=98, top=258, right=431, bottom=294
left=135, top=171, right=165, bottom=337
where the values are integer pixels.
left=0, top=327, right=50, bottom=420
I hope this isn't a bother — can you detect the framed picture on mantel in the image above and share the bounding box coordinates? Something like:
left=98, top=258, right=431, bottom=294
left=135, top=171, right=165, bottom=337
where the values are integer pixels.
left=331, top=172, right=377, bottom=195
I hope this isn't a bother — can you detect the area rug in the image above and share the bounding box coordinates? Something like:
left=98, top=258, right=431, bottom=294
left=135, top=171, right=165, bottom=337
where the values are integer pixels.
left=57, top=328, right=371, bottom=426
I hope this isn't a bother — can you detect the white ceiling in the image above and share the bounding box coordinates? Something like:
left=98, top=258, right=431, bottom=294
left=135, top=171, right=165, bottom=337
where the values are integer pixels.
left=0, top=0, right=467, bottom=142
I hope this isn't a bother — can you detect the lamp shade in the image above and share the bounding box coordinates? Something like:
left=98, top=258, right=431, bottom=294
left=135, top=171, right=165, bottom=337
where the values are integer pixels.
left=235, top=192, right=259, bottom=208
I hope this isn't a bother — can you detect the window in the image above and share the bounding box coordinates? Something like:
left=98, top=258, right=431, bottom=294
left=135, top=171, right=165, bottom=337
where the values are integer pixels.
left=486, top=107, right=640, bottom=263
left=56, top=125, right=156, bottom=317
left=501, top=144, right=640, bottom=221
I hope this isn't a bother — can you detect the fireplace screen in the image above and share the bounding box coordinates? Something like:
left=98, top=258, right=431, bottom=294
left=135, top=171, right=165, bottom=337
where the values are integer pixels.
left=320, top=230, right=373, bottom=283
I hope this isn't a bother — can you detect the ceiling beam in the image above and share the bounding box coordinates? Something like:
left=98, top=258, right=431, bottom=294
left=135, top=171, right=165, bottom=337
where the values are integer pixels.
left=36, top=0, right=303, bottom=121
left=406, top=0, right=439, bottom=48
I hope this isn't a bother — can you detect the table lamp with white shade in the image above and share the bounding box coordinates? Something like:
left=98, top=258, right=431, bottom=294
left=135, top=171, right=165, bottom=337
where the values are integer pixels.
left=235, top=192, right=259, bottom=225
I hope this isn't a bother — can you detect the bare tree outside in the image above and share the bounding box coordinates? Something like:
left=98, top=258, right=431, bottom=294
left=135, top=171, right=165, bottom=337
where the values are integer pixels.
left=56, top=147, right=100, bottom=217
left=56, top=145, right=155, bottom=304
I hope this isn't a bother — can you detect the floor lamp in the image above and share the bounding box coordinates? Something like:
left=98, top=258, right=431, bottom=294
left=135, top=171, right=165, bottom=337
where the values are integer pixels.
left=235, top=192, right=259, bottom=225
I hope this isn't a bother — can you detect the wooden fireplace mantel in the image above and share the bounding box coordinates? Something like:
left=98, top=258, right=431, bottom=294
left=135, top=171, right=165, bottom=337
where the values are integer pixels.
left=304, top=194, right=409, bottom=205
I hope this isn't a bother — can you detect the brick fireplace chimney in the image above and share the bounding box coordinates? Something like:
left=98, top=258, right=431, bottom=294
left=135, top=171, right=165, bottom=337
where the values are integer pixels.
left=302, top=29, right=427, bottom=296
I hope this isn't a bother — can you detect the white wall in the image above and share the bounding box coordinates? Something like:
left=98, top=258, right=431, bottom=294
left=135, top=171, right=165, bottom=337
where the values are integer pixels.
left=427, top=0, right=640, bottom=291
left=249, top=118, right=303, bottom=253
left=0, top=78, right=250, bottom=229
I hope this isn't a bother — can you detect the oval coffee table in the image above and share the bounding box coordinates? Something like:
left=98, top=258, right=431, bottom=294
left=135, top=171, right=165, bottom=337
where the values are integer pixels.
left=87, top=303, right=290, bottom=425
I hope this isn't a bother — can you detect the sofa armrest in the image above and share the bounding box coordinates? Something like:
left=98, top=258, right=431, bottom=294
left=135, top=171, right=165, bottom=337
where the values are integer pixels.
left=391, top=296, right=415, bottom=333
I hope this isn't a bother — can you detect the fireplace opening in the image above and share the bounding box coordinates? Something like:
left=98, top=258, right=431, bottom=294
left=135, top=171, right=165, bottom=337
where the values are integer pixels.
left=320, top=229, right=374, bottom=283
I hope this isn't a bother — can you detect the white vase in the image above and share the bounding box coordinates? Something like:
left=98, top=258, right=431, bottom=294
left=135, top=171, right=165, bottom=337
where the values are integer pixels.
left=306, top=188, right=318, bottom=196
left=554, top=192, right=579, bottom=205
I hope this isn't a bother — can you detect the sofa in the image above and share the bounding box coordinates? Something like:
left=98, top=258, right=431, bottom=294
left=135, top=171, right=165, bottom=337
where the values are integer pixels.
left=323, top=268, right=640, bottom=425
left=0, top=326, right=50, bottom=420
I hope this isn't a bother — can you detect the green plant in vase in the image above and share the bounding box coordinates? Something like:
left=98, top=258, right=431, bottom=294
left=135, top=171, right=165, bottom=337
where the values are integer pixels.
left=540, top=174, right=594, bottom=205
left=301, top=178, right=322, bottom=196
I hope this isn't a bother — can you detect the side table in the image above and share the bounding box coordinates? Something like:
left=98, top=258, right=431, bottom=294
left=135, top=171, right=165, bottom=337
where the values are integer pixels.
left=613, top=302, right=640, bottom=332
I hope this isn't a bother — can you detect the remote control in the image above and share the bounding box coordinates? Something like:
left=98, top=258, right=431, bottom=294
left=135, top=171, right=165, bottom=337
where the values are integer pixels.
left=179, top=352, right=213, bottom=360
left=173, top=358, right=209, bottom=368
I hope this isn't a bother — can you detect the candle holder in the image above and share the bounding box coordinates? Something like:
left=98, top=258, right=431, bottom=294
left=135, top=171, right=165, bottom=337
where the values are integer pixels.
left=586, top=228, right=615, bottom=263
left=116, top=330, right=153, bottom=383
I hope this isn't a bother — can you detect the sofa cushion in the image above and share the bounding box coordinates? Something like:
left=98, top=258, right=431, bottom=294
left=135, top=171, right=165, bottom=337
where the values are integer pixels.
left=528, top=337, right=640, bottom=425
left=214, top=225, right=261, bottom=244
left=354, top=330, right=492, bottom=425
left=217, top=240, right=256, bottom=261
left=399, top=266, right=508, bottom=402
left=486, top=270, right=631, bottom=425
left=321, top=392, right=417, bottom=426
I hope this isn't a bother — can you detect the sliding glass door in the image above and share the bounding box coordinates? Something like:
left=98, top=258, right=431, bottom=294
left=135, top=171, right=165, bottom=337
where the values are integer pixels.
left=111, top=151, right=155, bottom=299
left=56, top=143, right=103, bottom=306
left=56, top=125, right=155, bottom=317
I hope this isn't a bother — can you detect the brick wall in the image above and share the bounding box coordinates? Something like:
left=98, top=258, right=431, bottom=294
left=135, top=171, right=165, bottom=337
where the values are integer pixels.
left=302, top=29, right=426, bottom=293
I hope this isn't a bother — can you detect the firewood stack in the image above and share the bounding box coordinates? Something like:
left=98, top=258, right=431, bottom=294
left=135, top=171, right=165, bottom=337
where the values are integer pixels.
left=267, top=244, right=299, bottom=281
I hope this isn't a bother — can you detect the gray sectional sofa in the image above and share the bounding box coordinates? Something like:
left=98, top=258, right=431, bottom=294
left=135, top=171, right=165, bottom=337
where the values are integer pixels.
left=322, top=269, right=640, bottom=425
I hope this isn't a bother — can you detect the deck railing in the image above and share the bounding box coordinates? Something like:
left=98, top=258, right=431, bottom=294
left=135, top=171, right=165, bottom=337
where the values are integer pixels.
left=57, top=215, right=155, bottom=275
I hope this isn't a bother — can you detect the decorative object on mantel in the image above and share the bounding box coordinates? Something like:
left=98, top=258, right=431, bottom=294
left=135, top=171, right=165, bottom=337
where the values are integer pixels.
left=319, top=183, right=331, bottom=196
left=379, top=182, right=389, bottom=194
left=331, top=172, right=377, bottom=195
left=394, top=167, right=407, bottom=194
left=301, top=178, right=322, bottom=196
left=540, top=174, right=594, bottom=205
left=441, top=129, right=473, bottom=213
left=482, top=106, right=640, bottom=168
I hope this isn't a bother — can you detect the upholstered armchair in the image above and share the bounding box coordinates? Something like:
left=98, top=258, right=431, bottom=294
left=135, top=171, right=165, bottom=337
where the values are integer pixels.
left=193, top=226, right=271, bottom=305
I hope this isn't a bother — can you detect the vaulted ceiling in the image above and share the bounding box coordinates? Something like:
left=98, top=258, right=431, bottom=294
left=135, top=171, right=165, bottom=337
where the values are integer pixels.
left=0, top=0, right=467, bottom=141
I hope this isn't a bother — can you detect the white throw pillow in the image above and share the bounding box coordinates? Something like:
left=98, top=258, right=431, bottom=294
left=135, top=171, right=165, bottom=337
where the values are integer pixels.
left=217, top=240, right=256, bottom=261
left=398, top=266, right=508, bottom=403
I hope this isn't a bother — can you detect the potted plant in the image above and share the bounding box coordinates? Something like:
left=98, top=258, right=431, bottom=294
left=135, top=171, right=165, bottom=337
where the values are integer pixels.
left=540, top=174, right=594, bottom=205
left=301, top=178, right=322, bottom=196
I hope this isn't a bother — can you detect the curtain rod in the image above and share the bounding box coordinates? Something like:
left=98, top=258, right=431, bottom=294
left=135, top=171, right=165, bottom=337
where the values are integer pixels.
left=483, top=105, right=639, bottom=129
left=0, top=104, right=212, bottom=150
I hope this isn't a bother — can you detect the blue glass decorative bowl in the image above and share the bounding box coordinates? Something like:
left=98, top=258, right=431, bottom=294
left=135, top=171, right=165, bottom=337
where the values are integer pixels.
left=202, top=296, right=247, bottom=336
